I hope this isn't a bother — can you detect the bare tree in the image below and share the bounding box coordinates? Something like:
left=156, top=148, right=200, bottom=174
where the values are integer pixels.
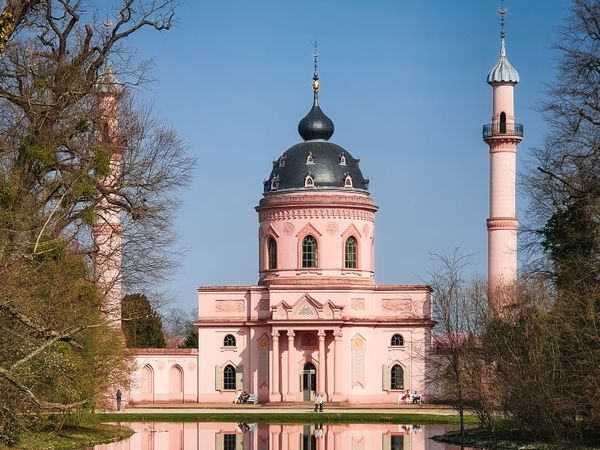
left=0, top=0, right=192, bottom=437
left=427, top=252, right=489, bottom=437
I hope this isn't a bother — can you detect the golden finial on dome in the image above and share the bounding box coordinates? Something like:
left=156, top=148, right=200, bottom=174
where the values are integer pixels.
left=312, top=41, right=319, bottom=92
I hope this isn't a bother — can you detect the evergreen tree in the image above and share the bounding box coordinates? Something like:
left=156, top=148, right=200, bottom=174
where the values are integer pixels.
left=121, top=294, right=166, bottom=348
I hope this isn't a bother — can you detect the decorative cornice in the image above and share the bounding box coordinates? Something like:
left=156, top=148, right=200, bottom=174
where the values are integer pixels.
left=259, top=276, right=376, bottom=287
left=259, top=208, right=375, bottom=222
left=257, top=192, right=378, bottom=211
left=486, top=136, right=522, bottom=147
left=487, top=217, right=519, bottom=231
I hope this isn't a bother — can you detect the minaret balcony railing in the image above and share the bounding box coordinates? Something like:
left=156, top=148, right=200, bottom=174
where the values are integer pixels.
left=482, top=123, right=524, bottom=139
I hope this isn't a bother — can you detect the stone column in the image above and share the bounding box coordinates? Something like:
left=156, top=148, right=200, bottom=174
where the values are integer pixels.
left=270, top=330, right=280, bottom=401
left=286, top=330, right=295, bottom=401
left=318, top=329, right=326, bottom=399
left=332, top=328, right=342, bottom=401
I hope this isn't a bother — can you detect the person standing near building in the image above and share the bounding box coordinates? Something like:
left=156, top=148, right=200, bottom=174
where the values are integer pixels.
left=115, top=389, right=122, bottom=411
left=317, top=393, right=324, bottom=412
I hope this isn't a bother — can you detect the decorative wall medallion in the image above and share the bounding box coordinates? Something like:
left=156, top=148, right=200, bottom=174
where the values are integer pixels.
left=187, top=362, right=196, bottom=370
left=282, top=222, right=295, bottom=235
left=326, top=221, right=338, bottom=235
left=258, top=334, right=269, bottom=349
left=157, top=362, right=165, bottom=370
left=351, top=298, right=365, bottom=310
left=215, top=300, right=244, bottom=312
left=382, top=298, right=411, bottom=312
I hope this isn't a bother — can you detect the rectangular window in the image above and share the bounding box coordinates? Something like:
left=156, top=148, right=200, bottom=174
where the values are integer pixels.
left=223, top=434, right=237, bottom=450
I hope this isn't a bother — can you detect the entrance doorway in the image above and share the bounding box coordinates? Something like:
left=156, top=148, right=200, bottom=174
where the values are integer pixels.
left=301, top=362, right=317, bottom=401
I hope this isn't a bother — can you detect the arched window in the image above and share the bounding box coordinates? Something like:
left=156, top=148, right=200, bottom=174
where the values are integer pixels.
left=345, top=236, right=357, bottom=269
left=499, top=111, right=507, bottom=134
left=224, top=334, right=236, bottom=347
left=267, top=237, right=277, bottom=270
left=390, top=364, right=404, bottom=390
left=223, top=364, right=236, bottom=390
left=141, top=364, right=154, bottom=394
left=169, top=365, right=183, bottom=395
left=304, top=174, right=314, bottom=187
left=302, top=235, right=318, bottom=268
left=391, top=334, right=404, bottom=347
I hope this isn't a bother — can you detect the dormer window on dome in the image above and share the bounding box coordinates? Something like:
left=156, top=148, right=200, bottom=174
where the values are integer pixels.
left=339, top=153, right=346, bottom=166
left=270, top=175, right=280, bottom=191
left=344, top=174, right=353, bottom=188
left=306, top=152, right=314, bottom=165
left=304, top=174, right=314, bottom=187
left=278, top=157, right=286, bottom=168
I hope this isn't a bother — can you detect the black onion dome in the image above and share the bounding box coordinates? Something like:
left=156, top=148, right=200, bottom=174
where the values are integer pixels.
left=265, top=54, right=368, bottom=194
left=298, top=101, right=335, bottom=141
left=264, top=141, right=369, bottom=193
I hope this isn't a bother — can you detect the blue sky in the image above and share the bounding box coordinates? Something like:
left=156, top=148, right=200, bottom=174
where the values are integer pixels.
left=116, top=0, right=571, bottom=312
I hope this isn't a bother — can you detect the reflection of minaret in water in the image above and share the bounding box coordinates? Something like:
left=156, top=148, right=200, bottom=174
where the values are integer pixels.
left=93, top=67, right=124, bottom=327
left=483, top=7, right=523, bottom=301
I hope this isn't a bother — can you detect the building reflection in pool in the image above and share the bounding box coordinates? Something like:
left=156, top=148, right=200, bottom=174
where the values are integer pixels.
left=94, top=422, right=476, bottom=450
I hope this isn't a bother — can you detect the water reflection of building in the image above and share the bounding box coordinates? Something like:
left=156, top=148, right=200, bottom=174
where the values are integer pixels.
left=95, top=422, right=473, bottom=450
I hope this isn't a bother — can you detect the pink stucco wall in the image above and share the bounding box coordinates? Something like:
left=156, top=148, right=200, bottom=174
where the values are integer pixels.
left=127, top=349, right=198, bottom=404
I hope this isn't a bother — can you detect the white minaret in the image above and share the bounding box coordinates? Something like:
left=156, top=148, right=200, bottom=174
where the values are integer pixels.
left=93, top=68, right=124, bottom=326
left=483, top=8, right=522, bottom=298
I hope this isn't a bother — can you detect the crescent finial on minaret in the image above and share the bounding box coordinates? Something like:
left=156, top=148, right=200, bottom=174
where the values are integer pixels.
left=498, top=3, right=508, bottom=39
left=487, top=3, right=519, bottom=85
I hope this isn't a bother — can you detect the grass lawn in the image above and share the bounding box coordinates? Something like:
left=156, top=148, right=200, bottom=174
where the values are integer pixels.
left=98, top=411, right=479, bottom=425
left=0, top=424, right=133, bottom=450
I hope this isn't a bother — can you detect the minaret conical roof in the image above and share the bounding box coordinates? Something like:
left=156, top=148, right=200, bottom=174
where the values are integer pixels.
left=487, top=9, right=519, bottom=85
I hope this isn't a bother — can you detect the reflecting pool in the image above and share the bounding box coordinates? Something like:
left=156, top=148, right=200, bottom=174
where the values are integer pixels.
left=94, top=422, right=480, bottom=450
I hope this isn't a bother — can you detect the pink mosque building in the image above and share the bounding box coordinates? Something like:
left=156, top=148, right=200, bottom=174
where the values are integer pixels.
left=101, top=11, right=522, bottom=406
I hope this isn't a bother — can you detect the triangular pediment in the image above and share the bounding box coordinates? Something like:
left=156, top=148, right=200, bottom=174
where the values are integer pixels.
left=271, top=294, right=344, bottom=320
left=262, top=224, right=280, bottom=239
left=296, top=222, right=322, bottom=238
left=341, top=223, right=362, bottom=239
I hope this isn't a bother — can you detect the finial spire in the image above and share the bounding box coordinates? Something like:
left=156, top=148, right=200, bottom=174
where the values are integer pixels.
left=298, top=42, right=335, bottom=141
left=487, top=3, right=519, bottom=85
left=498, top=3, right=508, bottom=57
left=312, top=41, right=320, bottom=104
left=499, top=1, right=507, bottom=39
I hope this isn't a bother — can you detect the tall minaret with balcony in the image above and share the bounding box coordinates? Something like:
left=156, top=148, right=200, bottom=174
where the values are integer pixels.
left=483, top=8, right=522, bottom=297
left=93, top=68, right=124, bottom=326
